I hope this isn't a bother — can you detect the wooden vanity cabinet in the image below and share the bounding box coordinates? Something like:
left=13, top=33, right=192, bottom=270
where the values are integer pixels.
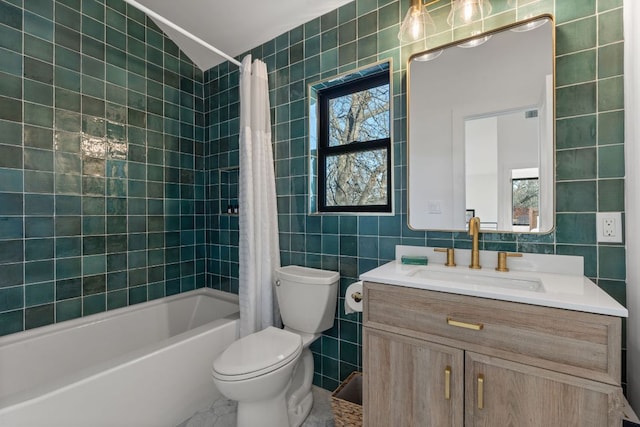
left=465, top=352, right=622, bottom=427
left=364, top=328, right=464, bottom=426
left=362, top=282, right=624, bottom=427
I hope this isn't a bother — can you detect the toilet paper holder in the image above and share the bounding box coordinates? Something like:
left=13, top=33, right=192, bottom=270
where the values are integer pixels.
left=345, top=282, right=363, bottom=314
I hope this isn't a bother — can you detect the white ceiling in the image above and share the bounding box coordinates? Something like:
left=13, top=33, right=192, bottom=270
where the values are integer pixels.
left=135, top=0, right=354, bottom=71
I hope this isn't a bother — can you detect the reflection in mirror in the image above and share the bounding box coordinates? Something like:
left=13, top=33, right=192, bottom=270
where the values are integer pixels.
left=464, top=108, right=541, bottom=231
left=407, top=16, right=554, bottom=233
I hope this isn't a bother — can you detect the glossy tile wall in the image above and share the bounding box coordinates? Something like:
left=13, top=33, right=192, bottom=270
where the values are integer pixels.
left=204, top=0, right=626, bottom=391
left=0, top=0, right=206, bottom=336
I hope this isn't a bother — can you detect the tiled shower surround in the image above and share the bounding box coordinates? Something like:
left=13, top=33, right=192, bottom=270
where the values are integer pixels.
left=0, top=0, right=206, bottom=333
left=0, top=0, right=627, bottom=392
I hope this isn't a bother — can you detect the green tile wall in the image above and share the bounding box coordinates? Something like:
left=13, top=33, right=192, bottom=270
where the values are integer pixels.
left=205, top=0, right=626, bottom=391
left=0, top=0, right=206, bottom=336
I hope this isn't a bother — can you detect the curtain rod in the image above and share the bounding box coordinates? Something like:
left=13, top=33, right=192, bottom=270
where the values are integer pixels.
left=122, top=0, right=243, bottom=68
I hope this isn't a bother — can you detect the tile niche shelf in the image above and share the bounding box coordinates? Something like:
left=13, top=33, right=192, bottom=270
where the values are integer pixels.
left=219, top=167, right=239, bottom=215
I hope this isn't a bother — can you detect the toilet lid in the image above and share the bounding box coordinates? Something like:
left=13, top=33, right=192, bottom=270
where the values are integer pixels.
left=213, top=327, right=302, bottom=379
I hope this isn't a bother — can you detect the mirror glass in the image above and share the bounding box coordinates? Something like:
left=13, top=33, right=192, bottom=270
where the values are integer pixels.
left=407, top=16, right=554, bottom=232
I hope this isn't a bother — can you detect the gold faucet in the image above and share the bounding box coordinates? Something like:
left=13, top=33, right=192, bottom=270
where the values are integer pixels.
left=468, top=217, right=481, bottom=269
left=434, top=247, right=456, bottom=267
left=495, top=252, right=523, bottom=272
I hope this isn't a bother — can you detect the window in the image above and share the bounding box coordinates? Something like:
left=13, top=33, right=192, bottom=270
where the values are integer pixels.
left=512, top=176, right=539, bottom=229
left=315, top=67, right=392, bottom=213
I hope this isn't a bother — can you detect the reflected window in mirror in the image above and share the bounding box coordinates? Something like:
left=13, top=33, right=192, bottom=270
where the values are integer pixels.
left=512, top=169, right=539, bottom=232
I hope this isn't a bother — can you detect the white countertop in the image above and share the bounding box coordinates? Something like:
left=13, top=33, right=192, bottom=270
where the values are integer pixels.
left=360, top=260, right=628, bottom=317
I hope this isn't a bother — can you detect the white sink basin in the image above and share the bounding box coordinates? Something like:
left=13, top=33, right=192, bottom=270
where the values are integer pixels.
left=407, top=268, right=544, bottom=292
left=359, top=250, right=629, bottom=317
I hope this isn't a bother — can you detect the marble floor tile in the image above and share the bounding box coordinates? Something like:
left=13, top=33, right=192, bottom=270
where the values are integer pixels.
left=177, top=386, right=335, bottom=427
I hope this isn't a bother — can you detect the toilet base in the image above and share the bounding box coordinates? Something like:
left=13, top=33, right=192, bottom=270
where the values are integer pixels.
left=288, top=390, right=313, bottom=427
left=237, top=387, right=289, bottom=427
left=286, top=347, right=315, bottom=427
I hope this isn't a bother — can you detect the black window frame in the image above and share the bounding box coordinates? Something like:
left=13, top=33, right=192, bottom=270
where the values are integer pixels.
left=317, top=71, right=392, bottom=213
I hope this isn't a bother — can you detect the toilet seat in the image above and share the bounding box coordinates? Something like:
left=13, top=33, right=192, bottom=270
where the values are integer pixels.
left=212, top=327, right=302, bottom=382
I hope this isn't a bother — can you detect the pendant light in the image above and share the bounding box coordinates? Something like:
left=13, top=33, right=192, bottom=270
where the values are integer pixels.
left=398, top=0, right=436, bottom=43
left=447, top=0, right=492, bottom=25
left=398, top=0, right=494, bottom=43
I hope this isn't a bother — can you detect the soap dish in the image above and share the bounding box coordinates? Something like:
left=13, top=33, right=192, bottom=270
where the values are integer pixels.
left=401, top=255, right=428, bottom=265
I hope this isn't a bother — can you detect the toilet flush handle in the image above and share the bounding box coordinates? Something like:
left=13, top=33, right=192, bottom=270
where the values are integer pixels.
left=275, top=279, right=281, bottom=286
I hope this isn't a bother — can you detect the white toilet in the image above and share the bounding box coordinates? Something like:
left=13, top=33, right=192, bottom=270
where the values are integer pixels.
left=211, top=265, right=339, bottom=427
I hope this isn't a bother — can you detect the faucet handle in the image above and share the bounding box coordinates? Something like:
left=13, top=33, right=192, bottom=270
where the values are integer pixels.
left=495, top=252, right=522, bottom=272
left=434, top=248, right=456, bottom=267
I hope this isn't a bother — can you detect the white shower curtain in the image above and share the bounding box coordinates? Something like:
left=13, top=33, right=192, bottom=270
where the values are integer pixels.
left=238, top=55, right=281, bottom=337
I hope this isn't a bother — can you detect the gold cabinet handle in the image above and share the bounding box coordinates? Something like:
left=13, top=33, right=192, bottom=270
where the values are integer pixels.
left=444, top=366, right=451, bottom=400
left=446, top=317, right=484, bottom=331
left=478, top=374, right=484, bottom=410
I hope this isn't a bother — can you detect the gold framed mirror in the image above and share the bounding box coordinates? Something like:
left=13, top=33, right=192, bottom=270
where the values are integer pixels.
left=407, top=15, right=555, bottom=233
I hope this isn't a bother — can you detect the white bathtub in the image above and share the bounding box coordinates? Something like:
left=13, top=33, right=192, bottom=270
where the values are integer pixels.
left=0, top=288, right=239, bottom=427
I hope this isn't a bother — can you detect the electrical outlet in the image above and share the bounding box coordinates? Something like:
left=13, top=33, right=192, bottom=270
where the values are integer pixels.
left=597, top=212, right=623, bottom=243
left=603, top=218, right=616, bottom=237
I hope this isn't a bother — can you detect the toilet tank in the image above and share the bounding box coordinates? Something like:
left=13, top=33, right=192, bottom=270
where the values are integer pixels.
left=275, top=266, right=339, bottom=334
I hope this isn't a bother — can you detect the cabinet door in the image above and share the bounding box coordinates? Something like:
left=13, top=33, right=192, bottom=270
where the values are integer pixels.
left=465, top=352, right=623, bottom=427
left=363, top=328, right=464, bottom=427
